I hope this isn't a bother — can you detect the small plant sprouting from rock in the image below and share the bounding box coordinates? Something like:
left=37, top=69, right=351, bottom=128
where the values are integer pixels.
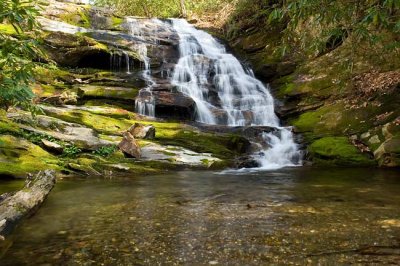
left=92, top=145, right=117, bottom=157
left=63, top=145, right=82, bottom=158
left=22, top=131, right=59, bottom=145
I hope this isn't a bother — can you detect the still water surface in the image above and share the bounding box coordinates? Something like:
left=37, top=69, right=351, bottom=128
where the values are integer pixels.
left=1, top=168, right=400, bottom=265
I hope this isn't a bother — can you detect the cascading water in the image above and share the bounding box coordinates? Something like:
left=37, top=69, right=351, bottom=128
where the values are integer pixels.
left=170, top=19, right=301, bottom=169
left=110, top=50, right=131, bottom=74
left=126, top=17, right=158, bottom=117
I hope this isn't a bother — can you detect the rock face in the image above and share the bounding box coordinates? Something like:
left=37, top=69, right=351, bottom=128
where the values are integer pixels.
left=128, top=123, right=156, bottom=139
left=42, top=30, right=112, bottom=68
left=0, top=170, right=56, bottom=243
left=153, top=91, right=196, bottom=120
left=118, top=132, right=142, bottom=158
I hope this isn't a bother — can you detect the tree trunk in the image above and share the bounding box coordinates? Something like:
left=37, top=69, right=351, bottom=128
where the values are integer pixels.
left=141, top=3, right=151, bottom=18
left=0, top=170, right=56, bottom=252
left=180, top=0, right=187, bottom=18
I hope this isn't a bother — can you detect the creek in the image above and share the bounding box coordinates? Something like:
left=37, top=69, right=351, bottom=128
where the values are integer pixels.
left=1, top=168, right=400, bottom=264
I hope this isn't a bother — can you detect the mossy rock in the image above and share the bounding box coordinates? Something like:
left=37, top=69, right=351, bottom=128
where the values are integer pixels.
left=309, top=137, right=376, bottom=167
left=0, top=135, right=61, bottom=178
left=77, top=85, right=139, bottom=101
left=0, top=112, right=21, bottom=135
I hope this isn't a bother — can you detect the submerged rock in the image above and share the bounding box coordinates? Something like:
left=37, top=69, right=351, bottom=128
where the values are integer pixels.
left=118, top=132, right=142, bottom=159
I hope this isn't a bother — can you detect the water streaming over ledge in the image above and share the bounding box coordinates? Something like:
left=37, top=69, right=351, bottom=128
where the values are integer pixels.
left=126, top=17, right=157, bottom=117
left=169, top=19, right=301, bottom=168
left=119, top=18, right=301, bottom=169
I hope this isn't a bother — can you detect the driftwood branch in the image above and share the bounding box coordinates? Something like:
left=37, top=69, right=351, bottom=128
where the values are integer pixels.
left=0, top=170, right=56, bottom=240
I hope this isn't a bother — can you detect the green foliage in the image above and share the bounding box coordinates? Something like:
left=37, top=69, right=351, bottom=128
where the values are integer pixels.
left=92, top=145, right=118, bottom=157
left=94, top=0, right=232, bottom=18
left=94, top=0, right=180, bottom=17
left=228, top=0, right=399, bottom=61
left=63, top=145, right=82, bottom=157
left=21, top=130, right=83, bottom=157
left=0, top=0, right=42, bottom=111
left=22, top=131, right=58, bottom=145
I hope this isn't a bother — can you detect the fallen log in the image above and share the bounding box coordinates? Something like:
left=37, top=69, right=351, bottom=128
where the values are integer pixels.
left=0, top=170, right=56, bottom=241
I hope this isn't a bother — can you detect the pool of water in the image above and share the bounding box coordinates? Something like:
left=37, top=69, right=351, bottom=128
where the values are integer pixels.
left=1, top=168, right=400, bottom=265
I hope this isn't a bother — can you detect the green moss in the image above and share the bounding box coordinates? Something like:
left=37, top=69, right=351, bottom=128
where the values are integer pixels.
left=59, top=8, right=90, bottom=28
left=112, top=17, right=124, bottom=27
left=292, top=110, right=326, bottom=133
left=42, top=106, right=246, bottom=160
left=78, top=85, right=139, bottom=100
left=155, top=129, right=243, bottom=159
left=0, top=24, right=16, bottom=35
left=0, top=135, right=61, bottom=177
left=291, top=98, right=400, bottom=138
left=0, top=112, right=21, bottom=135
left=309, top=137, right=376, bottom=167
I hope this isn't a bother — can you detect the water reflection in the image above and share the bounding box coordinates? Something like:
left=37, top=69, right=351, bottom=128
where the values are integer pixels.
left=1, top=168, right=400, bottom=264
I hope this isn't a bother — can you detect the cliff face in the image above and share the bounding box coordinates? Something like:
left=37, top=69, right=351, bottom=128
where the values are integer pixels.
left=223, top=21, right=400, bottom=168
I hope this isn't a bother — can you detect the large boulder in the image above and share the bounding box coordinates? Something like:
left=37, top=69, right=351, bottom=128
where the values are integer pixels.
left=153, top=91, right=196, bottom=120
left=118, top=132, right=142, bottom=158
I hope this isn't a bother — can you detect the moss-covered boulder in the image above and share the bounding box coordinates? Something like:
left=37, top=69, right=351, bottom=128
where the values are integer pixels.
left=309, top=137, right=376, bottom=167
left=0, top=135, right=61, bottom=178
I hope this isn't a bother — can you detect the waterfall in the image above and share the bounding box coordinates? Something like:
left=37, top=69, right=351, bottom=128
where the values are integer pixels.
left=123, top=51, right=131, bottom=74
left=109, top=50, right=131, bottom=74
left=126, top=17, right=157, bottom=117
left=170, top=19, right=301, bottom=168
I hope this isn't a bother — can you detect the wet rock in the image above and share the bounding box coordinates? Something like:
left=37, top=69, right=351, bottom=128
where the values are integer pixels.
left=128, top=123, right=156, bottom=139
left=41, top=139, right=64, bottom=154
left=153, top=91, right=196, bottom=120
left=68, top=163, right=101, bottom=176
left=0, top=170, right=56, bottom=241
left=118, top=132, right=142, bottom=159
left=235, top=155, right=260, bottom=168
